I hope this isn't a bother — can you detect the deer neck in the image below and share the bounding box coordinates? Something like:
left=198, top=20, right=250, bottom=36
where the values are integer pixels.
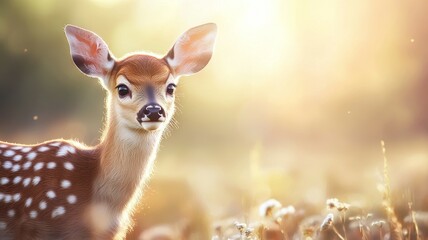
left=93, top=97, right=164, bottom=212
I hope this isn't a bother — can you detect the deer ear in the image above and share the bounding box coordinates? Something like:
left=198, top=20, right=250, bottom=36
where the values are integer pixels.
left=64, top=25, right=115, bottom=80
left=164, top=23, right=217, bottom=77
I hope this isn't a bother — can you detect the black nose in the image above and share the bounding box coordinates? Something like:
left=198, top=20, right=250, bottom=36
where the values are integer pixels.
left=137, top=103, right=166, bottom=122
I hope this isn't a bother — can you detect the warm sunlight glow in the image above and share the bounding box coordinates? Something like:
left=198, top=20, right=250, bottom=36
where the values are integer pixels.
left=89, top=0, right=126, bottom=7
left=2, top=0, right=428, bottom=238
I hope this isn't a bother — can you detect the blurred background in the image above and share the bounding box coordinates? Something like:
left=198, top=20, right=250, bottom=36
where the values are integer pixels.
left=1, top=0, right=428, bottom=238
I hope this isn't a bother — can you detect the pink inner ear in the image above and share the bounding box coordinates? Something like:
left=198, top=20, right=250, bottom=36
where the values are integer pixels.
left=70, top=31, right=104, bottom=63
left=75, top=34, right=99, bottom=57
left=66, top=26, right=114, bottom=78
left=167, top=23, right=217, bottom=76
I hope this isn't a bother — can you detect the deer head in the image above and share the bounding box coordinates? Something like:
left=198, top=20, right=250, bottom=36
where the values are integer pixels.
left=65, top=23, right=217, bottom=132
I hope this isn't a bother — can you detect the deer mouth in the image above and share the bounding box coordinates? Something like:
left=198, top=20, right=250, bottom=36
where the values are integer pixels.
left=140, top=121, right=164, bottom=131
left=137, top=114, right=166, bottom=131
left=138, top=115, right=166, bottom=131
left=138, top=114, right=166, bottom=123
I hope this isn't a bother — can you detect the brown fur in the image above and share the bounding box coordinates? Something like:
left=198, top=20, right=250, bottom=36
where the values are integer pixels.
left=0, top=54, right=172, bottom=239
left=0, top=23, right=216, bottom=239
left=111, top=55, right=170, bottom=87
left=0, top=140, right=99, bottom=239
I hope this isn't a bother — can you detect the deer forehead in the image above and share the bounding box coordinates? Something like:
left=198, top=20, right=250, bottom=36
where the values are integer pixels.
left=111, top=54, right=171, bottom=88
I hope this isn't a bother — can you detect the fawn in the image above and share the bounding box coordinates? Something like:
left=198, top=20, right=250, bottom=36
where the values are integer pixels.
left=0, top=23, right=217, bottom=239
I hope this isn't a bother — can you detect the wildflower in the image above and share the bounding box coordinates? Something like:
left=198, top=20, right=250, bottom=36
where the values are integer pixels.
left=303, top=227, right=316, bottom=238
left=326, top=198, right=350, bottom=212
left=336, top=202, right=350, bottom=212
left=274, top=205, right=296, bottom=222
left=320, top=213, right=334, bottom=231
left=259, top=199, right=282, bottom=218
left=244, top=227, right=254, bottom=238
left=371, top=220, right=385, bottom=228
left=234, top=222, right=247, bottom=234
left=348, top=216, right=361, bottom=221
left=326, top=198, right=339, bottom=210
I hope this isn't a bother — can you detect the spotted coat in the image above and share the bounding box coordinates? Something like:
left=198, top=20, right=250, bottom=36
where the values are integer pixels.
left=0, top=140, right=98, bottom=239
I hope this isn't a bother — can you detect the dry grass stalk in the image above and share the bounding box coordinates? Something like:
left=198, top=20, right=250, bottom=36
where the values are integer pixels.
left=372, top=220, right=385, bottom=240
left=408, top=201, right=421, bottom=240
left=326, top=198, right=349, bottom=240
left=320, top=213, right=345, bottom=240
left=380, top=140, right=403, bottom=240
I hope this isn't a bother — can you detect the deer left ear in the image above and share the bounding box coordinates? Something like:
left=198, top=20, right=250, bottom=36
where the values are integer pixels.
left=164, top=23, right=217, bottom=77
left=64, top=25, right=115, bottom=81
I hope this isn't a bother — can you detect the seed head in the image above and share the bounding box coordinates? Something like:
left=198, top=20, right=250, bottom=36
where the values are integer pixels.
left=274, top=205, right=296, bottom=222
left=245, top=227, right=254, bottom=238
left=320, top=213, right=334, bottom=231
left=234, top=222, right=247, bottom=234
left=336, top=202, right=350, bottom=212
left=326, top=198, right=339, bottom=210
left=371, top=220, right=385, bottom=228
left=259, top=199, right=282, bottom=218
left=349, top=216, right=361, bottom=221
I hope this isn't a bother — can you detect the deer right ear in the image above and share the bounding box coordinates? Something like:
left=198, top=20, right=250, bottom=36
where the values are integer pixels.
left=64, top=25, right=115, bottom=82
left=164, top=23, right=217, bottom=77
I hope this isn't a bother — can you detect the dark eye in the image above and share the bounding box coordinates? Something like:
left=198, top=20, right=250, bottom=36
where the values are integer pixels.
left=116, top=84, right=131, bottom=98
left=166, top=84, right=176, bottom=96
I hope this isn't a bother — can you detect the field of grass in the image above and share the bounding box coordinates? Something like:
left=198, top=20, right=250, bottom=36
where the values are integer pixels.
left=2, top=1, right=428, bottom=239
left=133, top=142, right=427, bottom=240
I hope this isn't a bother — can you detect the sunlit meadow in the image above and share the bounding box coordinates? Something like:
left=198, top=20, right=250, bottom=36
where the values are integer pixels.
left=1, top=0, right=428, bottom=239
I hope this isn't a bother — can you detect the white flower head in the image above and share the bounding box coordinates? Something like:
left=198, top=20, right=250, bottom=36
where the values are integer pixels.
left=259, top=198, right=282, bottom=218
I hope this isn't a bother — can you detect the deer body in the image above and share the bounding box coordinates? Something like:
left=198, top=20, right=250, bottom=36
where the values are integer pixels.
left=0, top=24, right=217, bottom=239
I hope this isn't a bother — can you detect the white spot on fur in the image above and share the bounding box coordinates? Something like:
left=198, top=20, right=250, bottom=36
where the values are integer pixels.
left=29, top=210, right=37, bottom=219
left=38, top=146, right=50, bottom=152
left=25, top=197, right=32, bottom=207
left=61, top=180, right=71, bottom=189
left=67, top=195, right=77, bottom=204
left=0, top=221, right=6, bottom=230
left=7, top=209, right=15, bottom=217
left=13, top=193, right=20, bottom=202
left=52, top=206, right=66, bottom=218
left=23, top=161, right=32, bottom=170
left=13, top=155, right=22, bottom=161
left=3, top=150, right=15, bottom=157
left=57, top=145, right=76, bottom=157
left=21, top=147, right=32, bottom=153
left=39, top=201, right=47, bottom=210
left=12, top=146, right=22, bottom=150
left=0, top=144, right=7, bottom=148
left=23, top=178, right=31, bottom=187
left=46, top=190, right=56, bottom=199
left=11, top=164, right=20, bottom=172
left=47, top=162, right=56, bottom=169
left=33, top=176, right=41, bottom=185
left=4, top=195, right=12, bottom=203
left=34, top=162, right=44, bottom=171
left=13, top=176, right=22, bottom=184
left=1, top=178, right=9, bottom=185
left=27, top=152, right=37, bottom=161
left=64, top=162, right=74, bottom=171
left=49, top=142, right=61, bottom=147
left=3, top=161, right=12, bottom=169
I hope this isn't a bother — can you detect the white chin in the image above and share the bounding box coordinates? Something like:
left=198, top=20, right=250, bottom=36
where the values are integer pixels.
left=141, top=122, right=163, bottom=131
